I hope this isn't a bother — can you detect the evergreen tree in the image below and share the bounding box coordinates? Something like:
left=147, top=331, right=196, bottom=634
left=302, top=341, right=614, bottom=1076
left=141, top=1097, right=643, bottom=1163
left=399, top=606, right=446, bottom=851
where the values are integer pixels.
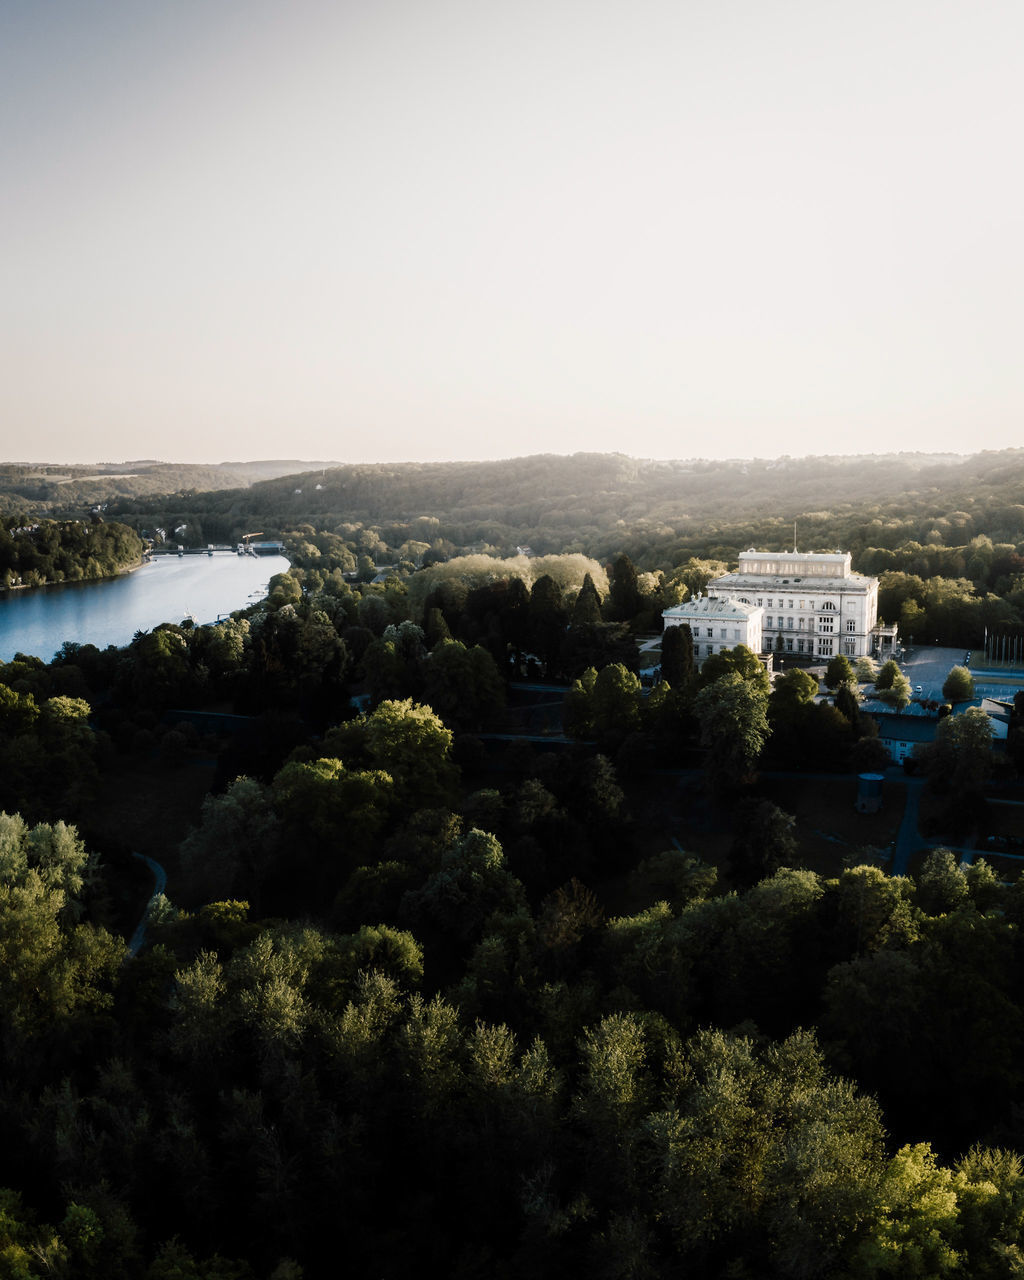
left=607, top=554, right=641, bottom=623
left=571, top=573, right=603, bottom=627
left=661, top=625, right=694, bottom=689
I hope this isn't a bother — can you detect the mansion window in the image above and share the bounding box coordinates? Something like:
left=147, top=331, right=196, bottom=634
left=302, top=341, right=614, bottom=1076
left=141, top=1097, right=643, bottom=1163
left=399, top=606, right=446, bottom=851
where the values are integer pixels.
left=821, top=601, right=836, bottom=611
left=843, top=638, right=856, bottom=655
left=819, top=619, right=834, bottom=633
left=706, top=628, right=713, bottom=637
left=786, top=617, right=794, bottom=629
left=757, top=598, right=763, bottom=606
left=817, top=638, right=834, bottom=656
left=846, top=619, right=856, bottom=631
left=766, top=616, right=773, bottom=628
left=786, top=638, right=794, bottom=651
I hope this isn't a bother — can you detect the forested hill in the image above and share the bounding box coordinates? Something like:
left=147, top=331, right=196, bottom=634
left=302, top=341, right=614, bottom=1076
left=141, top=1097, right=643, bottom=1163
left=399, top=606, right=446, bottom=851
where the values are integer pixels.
left=0, top=518, right=144, bottom=588
left=103, top=448, right=1024, bottom=566
left=185, top=451, right=979, bottom=526
left=0, top=460, right=336, bottom=512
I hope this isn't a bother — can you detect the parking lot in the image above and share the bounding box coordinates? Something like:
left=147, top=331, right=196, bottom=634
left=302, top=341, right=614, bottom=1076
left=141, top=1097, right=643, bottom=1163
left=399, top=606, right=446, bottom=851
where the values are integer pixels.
left=900, top=645, right=1024, bottom=705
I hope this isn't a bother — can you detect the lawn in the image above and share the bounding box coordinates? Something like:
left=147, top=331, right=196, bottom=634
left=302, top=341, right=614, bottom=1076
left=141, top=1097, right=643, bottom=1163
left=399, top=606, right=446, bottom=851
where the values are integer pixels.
left=630, top=770, right=905, bottom=884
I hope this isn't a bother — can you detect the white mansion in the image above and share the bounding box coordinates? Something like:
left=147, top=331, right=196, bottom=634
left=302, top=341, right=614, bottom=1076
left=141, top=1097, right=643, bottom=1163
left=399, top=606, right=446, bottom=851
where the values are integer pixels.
left=663, top=550, right=882, bottom=664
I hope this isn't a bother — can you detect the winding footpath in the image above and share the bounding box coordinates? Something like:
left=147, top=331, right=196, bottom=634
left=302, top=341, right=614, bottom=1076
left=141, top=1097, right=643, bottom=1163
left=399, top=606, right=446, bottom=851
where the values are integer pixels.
left=128, top=852, right=167, bottom=957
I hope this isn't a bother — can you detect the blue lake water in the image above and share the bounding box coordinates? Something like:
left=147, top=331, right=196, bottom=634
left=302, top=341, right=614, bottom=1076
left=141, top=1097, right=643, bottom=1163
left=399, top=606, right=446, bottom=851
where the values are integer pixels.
left=0, top=552, right=289, bottom=663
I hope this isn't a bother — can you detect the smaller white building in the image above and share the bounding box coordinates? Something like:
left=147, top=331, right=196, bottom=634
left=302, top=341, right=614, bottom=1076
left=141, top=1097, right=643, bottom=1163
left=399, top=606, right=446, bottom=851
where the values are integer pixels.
left=662, top=593, right=763, bottom=666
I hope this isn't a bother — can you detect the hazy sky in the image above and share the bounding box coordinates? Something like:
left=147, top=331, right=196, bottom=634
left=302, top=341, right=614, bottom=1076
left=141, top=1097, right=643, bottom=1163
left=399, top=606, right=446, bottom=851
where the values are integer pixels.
left=3, top=0, right=1022, bottom=465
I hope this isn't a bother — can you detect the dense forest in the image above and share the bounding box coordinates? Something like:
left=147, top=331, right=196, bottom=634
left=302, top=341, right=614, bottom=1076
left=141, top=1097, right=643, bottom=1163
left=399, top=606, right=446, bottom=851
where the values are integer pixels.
left=4, top=453, right=1024, bottom=1274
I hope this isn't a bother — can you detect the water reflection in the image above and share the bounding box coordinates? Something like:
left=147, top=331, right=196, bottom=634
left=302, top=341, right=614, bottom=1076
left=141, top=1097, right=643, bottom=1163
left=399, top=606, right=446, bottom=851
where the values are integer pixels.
left=0, top=553, right=289, bottom=662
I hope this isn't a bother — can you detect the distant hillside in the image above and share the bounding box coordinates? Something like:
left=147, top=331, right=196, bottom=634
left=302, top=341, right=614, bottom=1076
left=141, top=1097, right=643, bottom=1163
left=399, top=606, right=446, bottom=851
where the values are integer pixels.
left=0, top=460, right=338, bottom=513
left=95, top=448, right=1024, bottom=569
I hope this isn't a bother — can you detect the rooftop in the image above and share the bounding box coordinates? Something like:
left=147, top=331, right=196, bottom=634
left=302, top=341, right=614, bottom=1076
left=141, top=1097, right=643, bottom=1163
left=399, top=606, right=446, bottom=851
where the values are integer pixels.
left=711, top=570, right=875, bottom=592
left=663, top=595, right=761, bottom=621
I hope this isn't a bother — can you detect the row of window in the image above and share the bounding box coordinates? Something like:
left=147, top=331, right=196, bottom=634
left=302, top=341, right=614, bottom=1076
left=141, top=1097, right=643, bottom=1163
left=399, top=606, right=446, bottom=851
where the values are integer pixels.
left=764, top=616, right=858, bottom=632
left=701, top=627, right=742, bottom=640
left=760, top=637, right=858, bottom=656
left=741, top=596, right=841, bottom=611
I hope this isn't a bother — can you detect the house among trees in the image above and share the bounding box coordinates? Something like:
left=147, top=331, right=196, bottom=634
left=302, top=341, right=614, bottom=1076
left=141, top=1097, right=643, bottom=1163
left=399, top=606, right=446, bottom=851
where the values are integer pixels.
left=700, top=549, right=883, bottom=660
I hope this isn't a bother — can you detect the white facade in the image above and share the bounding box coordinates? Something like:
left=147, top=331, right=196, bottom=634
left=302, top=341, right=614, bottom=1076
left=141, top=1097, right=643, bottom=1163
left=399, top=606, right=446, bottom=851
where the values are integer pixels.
left=706, top=549, right=879, bottom=660
left=662, top=594, right=763, bottom=666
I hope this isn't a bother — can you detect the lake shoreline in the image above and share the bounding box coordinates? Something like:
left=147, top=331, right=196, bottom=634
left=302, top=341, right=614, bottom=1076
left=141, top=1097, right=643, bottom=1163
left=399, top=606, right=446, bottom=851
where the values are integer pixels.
left=0, top=553, right=149, bottom=597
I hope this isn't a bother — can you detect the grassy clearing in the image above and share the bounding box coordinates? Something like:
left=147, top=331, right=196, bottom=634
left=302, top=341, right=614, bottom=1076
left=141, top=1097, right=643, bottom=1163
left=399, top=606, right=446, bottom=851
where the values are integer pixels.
left=756, top=776, right=904, bottom=878
left=629, top=770, right=905, bottom=885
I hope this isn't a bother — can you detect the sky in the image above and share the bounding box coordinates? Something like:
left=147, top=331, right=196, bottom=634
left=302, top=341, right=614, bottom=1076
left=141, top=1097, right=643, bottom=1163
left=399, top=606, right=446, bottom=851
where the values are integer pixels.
left=3, top=0, right=1023, bottom=466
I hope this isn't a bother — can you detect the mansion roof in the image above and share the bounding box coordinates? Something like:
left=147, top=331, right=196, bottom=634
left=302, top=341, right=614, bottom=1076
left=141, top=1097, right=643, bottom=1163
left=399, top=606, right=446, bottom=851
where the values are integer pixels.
left=711, top=569, right=876, bottom=595
left=663, top=595, right=761, bottom=622
left=711, top=548, right=877, bottom=595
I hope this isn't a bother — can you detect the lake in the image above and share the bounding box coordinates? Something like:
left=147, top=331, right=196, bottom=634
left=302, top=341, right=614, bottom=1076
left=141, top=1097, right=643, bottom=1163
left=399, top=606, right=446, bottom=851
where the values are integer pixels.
left=0, top=552, right=289, bottom=663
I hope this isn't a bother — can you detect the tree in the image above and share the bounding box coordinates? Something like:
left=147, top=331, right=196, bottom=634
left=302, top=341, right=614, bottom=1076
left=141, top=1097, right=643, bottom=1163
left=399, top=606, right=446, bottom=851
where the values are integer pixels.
left=697, top=645, right=770, bottom=696
left=874, top=659, right=901, bottom=691
left=855, top=656, right=879, bottom=684
left=564, top=667, right=598, bottom=739
left=770, top=668, right=818, bottom=716
left=324, top=698, right=459, bottom=812
left=607, top=554, right=641, bottom=623
left=660, top=625, right=694, bottom=690
left=271, top=752, right=391, bottom=865
left=401, top=828, right=527, bottom=946
left=876, top=669, right=912, bottom=710
left=0, top=813, right=125, bottom=1032
left=729, top=798, right=799, bottom=885
left=180, top=776, right=282, bottom=908
left=917, top=708, right=993, bottom=802
left=592, top=663, right=642, bottom=738
left=834, top=682, right=861, bottom=726
left=571, top=573, right=603, bottom=627
left=824, top=654, right=856, bottom=690
left=942, top=665, right=975, bottom=702
left=528, top=575, right=567, bottom=674
left=693, top=672, right=770, bottom=792
left=423, top=640, right=505, bottom=731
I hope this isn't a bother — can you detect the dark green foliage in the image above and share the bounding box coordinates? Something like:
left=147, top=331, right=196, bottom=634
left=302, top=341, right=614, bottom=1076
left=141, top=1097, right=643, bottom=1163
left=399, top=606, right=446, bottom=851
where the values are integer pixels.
left=660, top=623, right=693, bottom=689
left=571, top=572, right=603, bottom=627
left=824, top=653, right=856, bottom=690
left=528, top=575, right=567, bottom=674
left=606, top=553, right=641, bottom=622
left=729, top=798, right=800, bottom=886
